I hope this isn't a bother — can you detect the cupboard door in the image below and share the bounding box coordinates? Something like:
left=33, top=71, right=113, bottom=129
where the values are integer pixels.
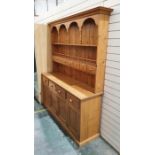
left=52, top=93, right=58, bottom=114
left=57, top=96, right=67, bottom=124
left=49, top=91, right=58, bottom=115
left=48, top=82, right=58, bottom=115
left=42, top=76, right=50, bottom=108
left=42, top=84, right=50, bottom=108
left=67, top=105, right=80, bottom=140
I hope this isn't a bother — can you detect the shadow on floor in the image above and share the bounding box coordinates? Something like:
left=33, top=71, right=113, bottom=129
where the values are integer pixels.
left=34, top=99, right=45, bottom=112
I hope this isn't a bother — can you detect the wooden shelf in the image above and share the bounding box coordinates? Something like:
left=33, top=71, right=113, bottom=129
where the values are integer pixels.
left=52, top=43, right=97, bottom=47
left=53, top=52, right=96, bottom=63
left=53, top=55, right=97, bottom=75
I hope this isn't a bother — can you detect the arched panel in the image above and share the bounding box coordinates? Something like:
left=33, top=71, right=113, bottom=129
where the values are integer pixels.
left=81, top=18, right=98, bottom=45
left=51, top=26, right=58, bottom=43
left=59, top=24, right=68, bottom=43
left=68, top=22, right=80, bottom=44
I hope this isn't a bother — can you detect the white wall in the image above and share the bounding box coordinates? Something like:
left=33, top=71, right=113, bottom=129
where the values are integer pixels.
left=35, top=0, right=65, bottom=15
left=35, top=0, right=47, bottom=15
left=101, top=0, right=120, bottom=152
left=34, top=0, right=120, bottom=152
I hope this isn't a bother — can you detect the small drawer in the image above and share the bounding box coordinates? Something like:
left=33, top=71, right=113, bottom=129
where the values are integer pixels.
left=42, top=76, right=48, bottom=86
left=86, top=65, right=96, bottom=74
left=79, top=63, right=87, bottom=72
left=55, top=84, right=66, bottom=99
left=49, top=81, right=55, bottom=91
left=67, top=93, right=80, bottom=110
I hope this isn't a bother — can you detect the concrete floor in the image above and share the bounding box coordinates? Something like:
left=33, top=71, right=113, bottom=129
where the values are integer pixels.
left=34, top=100, right=119, bottom=155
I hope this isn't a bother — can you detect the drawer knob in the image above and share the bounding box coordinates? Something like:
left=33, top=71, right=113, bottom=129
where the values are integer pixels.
left=58, top=90, right=61, bottom=93
left=69, top=99, right=73, bottom=102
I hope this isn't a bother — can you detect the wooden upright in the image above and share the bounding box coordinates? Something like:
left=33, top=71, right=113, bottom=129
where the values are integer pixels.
left=40, top=7, right=113, bottom=146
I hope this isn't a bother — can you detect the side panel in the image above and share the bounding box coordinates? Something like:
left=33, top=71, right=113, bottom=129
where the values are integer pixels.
left=80, top=96, right=101, bottom=142
left=35, top=24, right=51, bottom=102
left=95, top=14, right=110, bottom=93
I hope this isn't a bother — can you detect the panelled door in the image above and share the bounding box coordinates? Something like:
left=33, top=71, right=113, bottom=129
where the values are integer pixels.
left=42, top=79, right=50, bottom=108
left=66, top=93, right=80, bottom=139
left=57, top=96, right=67, bottom=125
left=67, top=103, right=80, bottom=140
left=48, top=83, right=58, bottom=115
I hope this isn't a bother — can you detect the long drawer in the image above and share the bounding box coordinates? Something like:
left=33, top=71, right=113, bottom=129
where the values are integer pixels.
left=67, top=93, right=80, bottom=111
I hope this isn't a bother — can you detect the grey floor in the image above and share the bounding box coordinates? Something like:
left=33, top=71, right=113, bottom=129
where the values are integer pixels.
left=34, top=100, right=119, bottom=155
left=34, top=73, right=118, bottom=155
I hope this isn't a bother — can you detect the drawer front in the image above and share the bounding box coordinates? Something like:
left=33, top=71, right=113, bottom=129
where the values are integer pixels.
left=87, top=65, right=96, bottom=74
left=49, top=81, right=55, bottom=91
left=42, top=76, right=48, bottom=86
left=79, top=63, right=87, bottom=72
left=67, top=93, right=80, bottom=110
left=55, top=84, right=66, bottom=99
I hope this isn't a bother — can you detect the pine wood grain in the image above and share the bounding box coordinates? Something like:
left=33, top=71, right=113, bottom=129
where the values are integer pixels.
left=39, top=7, right=113, bottom=146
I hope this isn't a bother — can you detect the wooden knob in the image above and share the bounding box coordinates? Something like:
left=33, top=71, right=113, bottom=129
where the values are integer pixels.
left=58, top=90, right=61, bottom=93
left=69, top=99, right=72, bottom=102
